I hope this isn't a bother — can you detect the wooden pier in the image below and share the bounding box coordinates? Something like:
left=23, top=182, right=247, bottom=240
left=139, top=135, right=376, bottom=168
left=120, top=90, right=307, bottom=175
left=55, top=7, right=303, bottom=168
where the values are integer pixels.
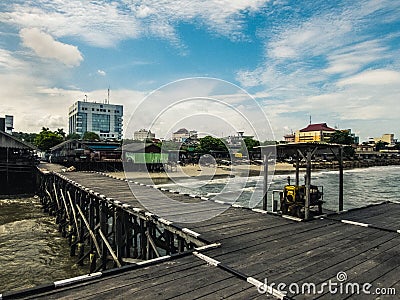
left=1, top=164, right=399, bottom=299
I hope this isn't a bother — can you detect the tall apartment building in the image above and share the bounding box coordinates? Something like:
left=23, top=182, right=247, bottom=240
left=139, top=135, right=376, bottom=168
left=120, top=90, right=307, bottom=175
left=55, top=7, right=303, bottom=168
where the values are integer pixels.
left=69, top=101, right=123, bottom=140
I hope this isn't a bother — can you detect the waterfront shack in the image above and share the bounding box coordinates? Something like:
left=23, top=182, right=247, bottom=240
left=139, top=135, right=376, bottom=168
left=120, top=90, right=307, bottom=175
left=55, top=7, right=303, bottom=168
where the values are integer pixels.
left=122, top=143, right=167, bottom=172
left=50, top=140, right=121, bottom=163
left=0, top=130, right=37, bottom=195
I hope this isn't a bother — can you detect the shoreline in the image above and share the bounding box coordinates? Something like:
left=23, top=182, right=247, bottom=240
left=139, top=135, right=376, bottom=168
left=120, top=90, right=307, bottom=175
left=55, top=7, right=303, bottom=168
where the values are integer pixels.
left=108, top=162, right=296, bottom=181
left=106, top=162, right=400, bottom=182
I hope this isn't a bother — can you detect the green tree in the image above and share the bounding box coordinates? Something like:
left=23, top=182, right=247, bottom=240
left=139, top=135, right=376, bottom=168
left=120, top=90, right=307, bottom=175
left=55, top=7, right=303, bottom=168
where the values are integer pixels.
left=330, top=130, right=355, bottom=157
left=82, top=131, right=100, bottom=141
left=330, top=130, right=354, bottom=145
left=375, top=141, right=388, bottom=151
left=197, top=136, right=228, bottom=153
left=261, top=140, right=277, bottom=146
left=56, top=128, right=66, bottom=138
left=34, top=127, right=64, bottom=151
left=160, top=140, right=181, bottom=151
left=240, top=137, right=260, bottom=154
left=12, top=132, right=38, bottom=144
left=66, top=132, right=81, bottom=140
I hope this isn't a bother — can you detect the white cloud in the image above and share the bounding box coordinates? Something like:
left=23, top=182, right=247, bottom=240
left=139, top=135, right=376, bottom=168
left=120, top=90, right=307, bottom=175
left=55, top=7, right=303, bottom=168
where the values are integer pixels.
left=2, top=0, right=272, bottom=47
left=124, top=78, right=275, bottom=141
left=2, top=2, right=141, bottom=47
left=0, top=49, right=26, bottom=70
left=325, top=40, right=389, bottom=75
left=20, top=28, right=83, bottom=66
left=97, top=69, right=106, bottom=76
left=0, top=78, right=147, bottom=133
left=337, top=69, right=400, bottom=86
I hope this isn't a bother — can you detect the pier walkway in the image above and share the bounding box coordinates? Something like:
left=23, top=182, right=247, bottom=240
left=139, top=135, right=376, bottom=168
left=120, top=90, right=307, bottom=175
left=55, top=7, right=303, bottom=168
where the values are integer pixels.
left=4, top=165, right=400, bottom=299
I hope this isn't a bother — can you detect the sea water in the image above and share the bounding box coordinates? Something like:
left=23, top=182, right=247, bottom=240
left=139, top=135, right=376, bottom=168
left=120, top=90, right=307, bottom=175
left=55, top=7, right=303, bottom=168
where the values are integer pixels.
left=0, top=197, right=86, bottom=293
left=156, top=165, right=400, bottom=211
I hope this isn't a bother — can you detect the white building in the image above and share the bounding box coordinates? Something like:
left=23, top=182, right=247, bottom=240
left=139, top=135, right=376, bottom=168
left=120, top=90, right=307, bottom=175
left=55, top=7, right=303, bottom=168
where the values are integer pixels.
left=69, top=100, right=123, bottom=140
left=134, top=129, right=155, bottom=141
left=172, top=128, right=198, bottom=142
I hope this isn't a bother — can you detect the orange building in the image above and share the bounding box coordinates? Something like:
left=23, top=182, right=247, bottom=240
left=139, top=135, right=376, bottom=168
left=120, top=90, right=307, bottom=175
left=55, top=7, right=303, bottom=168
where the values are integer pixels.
left=295, top=123, right=336, bottom=143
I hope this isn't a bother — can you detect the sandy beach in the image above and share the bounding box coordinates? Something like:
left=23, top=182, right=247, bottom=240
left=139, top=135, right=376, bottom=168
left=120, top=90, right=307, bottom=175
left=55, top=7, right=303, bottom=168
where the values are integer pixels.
left=107, top=162, right=296, bottom=181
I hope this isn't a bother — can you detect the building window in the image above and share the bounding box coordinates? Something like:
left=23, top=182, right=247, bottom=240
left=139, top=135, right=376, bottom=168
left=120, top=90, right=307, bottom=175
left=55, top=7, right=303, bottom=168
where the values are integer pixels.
left=77, top=112, right=87, bottom=134
left=92, top=113, right=110, bottom=133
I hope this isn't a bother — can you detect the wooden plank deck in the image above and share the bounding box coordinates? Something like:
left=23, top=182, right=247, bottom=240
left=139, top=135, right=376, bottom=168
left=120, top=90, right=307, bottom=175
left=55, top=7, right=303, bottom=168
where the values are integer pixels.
left=327, top=202, right=400, bottom=232
left=10, top=166, right=399, bottom=299
left=28, top=255, right=268, bottom=300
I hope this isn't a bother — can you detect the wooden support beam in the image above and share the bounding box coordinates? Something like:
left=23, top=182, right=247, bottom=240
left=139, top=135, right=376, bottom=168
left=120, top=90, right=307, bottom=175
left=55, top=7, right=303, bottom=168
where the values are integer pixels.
left=304, top=150, right=312, bottom=220
left=45, top=188, right=56, bottom=214
left=114, top=208, right=123, bottom=262
left=99, top=201, right=108, bottom=270
left=98, top=228, right=122, bottom=268
left=52, top=183, right=61, bottom=210
left=59, top=189, right=71, bottom=221
left=262, top=150, right=273, bottom=211
left=124, top=215, right=133, bottom=258
left=140, top=219, right=146, bottom=259
left=339, top=145, right=344, bottom=211
left=75, top=204, right=102, bottom=257
left=295, top=154, right=300, bottom=186
left=145, top=231, right=161, bottom=258
left=263, top=154, right=268, bottom=211
left=133, top=217, right=138, bottom=258
left=67, top=191, right=81, bottom=241
left=304, top=146, right=318, bottom=220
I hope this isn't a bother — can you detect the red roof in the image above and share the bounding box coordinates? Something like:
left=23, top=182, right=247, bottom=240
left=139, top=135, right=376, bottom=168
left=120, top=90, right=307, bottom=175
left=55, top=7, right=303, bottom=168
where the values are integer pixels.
left=299, top=123, right=336, bottom=132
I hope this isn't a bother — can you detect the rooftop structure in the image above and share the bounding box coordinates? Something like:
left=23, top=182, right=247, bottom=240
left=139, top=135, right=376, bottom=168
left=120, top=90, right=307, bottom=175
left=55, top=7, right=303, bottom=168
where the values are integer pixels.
left=283, top=133, right=295, bottom=143
left=68, top=100, right=123, bottom=140
left=295, top=123, right=336, bottom=143
left=0, top=129, right=35, bottom=150
left=172, top=128, right=197, bottom=142
left=299, top=123, right=336, bottom=132
left=133, top=129, right=155, bottom=141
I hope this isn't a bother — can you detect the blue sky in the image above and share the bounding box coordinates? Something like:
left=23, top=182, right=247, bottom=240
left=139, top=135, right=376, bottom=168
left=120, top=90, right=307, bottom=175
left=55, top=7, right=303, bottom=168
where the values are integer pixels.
left=0, top=0, right=399, bottom=141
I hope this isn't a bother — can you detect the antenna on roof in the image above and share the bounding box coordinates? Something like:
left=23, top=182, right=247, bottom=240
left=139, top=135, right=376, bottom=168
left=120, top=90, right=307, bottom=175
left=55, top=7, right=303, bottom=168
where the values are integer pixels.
left=107, top=86, right=110, bottom=104
left=309, top=115, right=312, bottom=124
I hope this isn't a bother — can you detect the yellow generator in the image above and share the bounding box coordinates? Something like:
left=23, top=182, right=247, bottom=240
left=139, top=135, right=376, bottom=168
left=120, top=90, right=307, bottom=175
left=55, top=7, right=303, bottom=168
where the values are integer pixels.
left=280, top=184, right=323, bottom=218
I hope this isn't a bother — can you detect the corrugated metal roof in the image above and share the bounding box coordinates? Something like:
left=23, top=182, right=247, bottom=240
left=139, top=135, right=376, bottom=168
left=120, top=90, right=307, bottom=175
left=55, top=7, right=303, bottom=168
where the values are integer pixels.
left=0, top=130, right=36, bottom=150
